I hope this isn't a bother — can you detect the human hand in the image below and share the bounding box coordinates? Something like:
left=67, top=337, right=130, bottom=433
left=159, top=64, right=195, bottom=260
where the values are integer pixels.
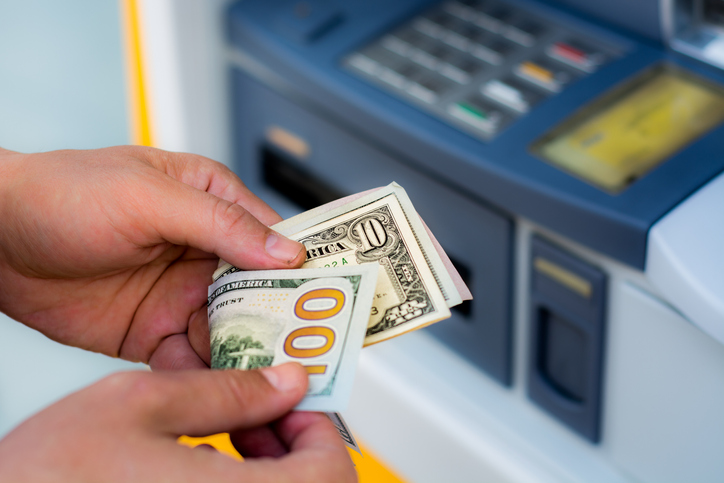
left=0, top=363, right=356, bottom=483
left=0, top=146, right=305, bottom=369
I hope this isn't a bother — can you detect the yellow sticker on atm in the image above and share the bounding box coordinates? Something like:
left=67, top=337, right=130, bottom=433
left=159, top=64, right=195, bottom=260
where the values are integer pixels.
left=532, top=65, right=724, bottom=192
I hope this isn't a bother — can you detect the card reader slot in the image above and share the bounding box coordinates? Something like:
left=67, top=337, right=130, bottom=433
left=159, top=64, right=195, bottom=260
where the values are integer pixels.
left=261, top=145, right=345, bottom=210
left=537, top=307, right=587, bottom=403
left=527, top=236, right=606, bottom=443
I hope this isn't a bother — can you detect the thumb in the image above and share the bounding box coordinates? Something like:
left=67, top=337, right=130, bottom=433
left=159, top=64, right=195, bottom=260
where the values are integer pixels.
left=143, top=363, right=309, bottom=437
left=148, top=177, right=304, bottom=269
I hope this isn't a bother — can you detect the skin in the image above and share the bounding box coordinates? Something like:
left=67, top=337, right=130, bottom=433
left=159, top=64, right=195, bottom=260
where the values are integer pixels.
left=0, top=146, right=357, bottom=482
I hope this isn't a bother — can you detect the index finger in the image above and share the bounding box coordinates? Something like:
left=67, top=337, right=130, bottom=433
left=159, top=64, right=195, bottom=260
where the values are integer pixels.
left=136, top=146, right=283, bottom=227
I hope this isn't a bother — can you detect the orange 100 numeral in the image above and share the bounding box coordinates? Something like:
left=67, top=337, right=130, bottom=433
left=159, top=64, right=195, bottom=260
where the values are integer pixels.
left=288, top=288, right=345, bottom=373
left=294, top=288, right=345, bottom=320
left=284, top=326, right=336, bottom=358
left=284, top=327, right=334, bottom=374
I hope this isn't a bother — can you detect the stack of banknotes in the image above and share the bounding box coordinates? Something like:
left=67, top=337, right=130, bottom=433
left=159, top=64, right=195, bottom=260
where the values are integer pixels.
left=208, top=182, right=472, bottom=452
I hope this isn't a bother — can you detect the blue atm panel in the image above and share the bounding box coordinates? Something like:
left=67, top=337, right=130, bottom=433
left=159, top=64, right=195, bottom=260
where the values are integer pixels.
left=227, top=0, right=724, bottom=270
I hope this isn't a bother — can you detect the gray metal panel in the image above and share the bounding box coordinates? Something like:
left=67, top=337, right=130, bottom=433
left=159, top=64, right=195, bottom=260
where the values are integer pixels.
left=232, top=69, right=515, bottom=385
left=544, top=0, right=665, bottom=42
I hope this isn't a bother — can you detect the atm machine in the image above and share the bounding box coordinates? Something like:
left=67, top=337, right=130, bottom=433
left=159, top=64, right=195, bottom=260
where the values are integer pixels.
left=224, top=0, right=724, bottom=481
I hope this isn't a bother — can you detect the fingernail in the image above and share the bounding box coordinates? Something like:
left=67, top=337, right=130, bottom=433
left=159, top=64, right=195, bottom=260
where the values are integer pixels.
left=260, top=363, right=302, bottom=392
left=265, top=232, right=303, bottom=263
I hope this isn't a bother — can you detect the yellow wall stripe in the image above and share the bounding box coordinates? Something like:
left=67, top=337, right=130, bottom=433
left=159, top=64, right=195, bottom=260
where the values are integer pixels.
left=120, top=0, right=154, bottom=146
left=180, top=433, right=406, bottom=482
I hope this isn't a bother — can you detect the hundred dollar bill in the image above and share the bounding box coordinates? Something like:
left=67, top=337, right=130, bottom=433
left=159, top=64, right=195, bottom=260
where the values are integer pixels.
left=215, top=183, right=466, bottom=345
left=208, top=264, right=378, bottom=412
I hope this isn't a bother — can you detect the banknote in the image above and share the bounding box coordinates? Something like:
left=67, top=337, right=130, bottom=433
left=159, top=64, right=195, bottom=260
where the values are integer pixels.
left=207, top=264, right=378, bottom=412
left=326, top=412, right=361, bottom=455
left=215, top=182, right=467, bottom=345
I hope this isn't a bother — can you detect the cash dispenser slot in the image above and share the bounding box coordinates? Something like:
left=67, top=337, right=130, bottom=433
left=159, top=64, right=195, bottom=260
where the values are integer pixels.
left=527, top=237, right=607, bottom=443
left=261, top=145, right=345, bottom=210
left=233, top=69, right=514, bottom=386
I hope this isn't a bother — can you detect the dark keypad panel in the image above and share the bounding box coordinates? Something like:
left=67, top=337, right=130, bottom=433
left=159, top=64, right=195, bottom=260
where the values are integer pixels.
left=344, top=0, right=621, bottom=140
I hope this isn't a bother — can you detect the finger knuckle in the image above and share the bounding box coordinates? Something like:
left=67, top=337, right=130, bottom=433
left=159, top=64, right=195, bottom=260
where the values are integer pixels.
left=100, top=371, right=164, bottom=410
left=223, top=370, right=264, bottom=410
left=215, top=200, right=258, bottom=240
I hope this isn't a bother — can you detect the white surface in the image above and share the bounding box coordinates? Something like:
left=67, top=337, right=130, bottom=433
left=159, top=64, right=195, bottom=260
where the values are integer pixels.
left=606, top=282, right=724, bottom=483
left=646, top=172, right=724, bottom=345
left=139, top=0, right=233, bottom=165
left=347, top=330, right=628, bottom=483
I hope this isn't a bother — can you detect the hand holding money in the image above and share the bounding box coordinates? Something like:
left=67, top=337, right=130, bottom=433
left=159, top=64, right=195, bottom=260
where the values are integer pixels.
left=209, top=182, right=472, bottom=412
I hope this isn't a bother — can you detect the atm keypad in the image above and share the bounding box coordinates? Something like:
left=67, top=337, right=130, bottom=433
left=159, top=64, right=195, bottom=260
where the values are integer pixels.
left=344, top=0, right=621, bottom=140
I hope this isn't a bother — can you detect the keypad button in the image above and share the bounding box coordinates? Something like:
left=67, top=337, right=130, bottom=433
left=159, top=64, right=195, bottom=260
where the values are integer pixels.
left=409, top=73, right=455, bottom=103
left=448, top=96, right=512, bottom=134
left=442, top=30, right=471, bottom=51
left=394, top=27, right=427, bottom=46
left=515, top=57, right=581, bottom=92
left=547, top=39, right=608, bottom=72
left=388, top=61, right=422, bottom=80
left=381, top=35, right=412, bottom=56
left=413, top=17, right=444, bottom=39
left=426, top=10, right=463, bottom=30
left=455, top=22, right=486, bottom=43
left=377, top=68, right=407, bottom=89
left=474, top=4, right=513, bottom=33
left=417, top=41, right=457, bottom=61
left=359, top=45, right=400, bottom=70
left=410, top=49, right=439, bottom=70
left=481, top=4, right=513, bottom=23
left=503, top=16, right=545, bottom=46
left=482, top=76, right=547, bottom=112
left=346, top=53, right=380, bottom=76
left=445, top=1, right=478, bottom=22
left=470, top=35, right=517, bottom=65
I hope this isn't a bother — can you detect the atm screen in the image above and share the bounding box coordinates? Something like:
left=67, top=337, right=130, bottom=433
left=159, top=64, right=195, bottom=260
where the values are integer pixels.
left=533, top=65, right=724, bottom=192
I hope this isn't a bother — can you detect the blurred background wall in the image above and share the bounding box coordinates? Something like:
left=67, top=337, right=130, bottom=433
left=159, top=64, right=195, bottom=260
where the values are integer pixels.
left=0, top=0, right=143, bottom=438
